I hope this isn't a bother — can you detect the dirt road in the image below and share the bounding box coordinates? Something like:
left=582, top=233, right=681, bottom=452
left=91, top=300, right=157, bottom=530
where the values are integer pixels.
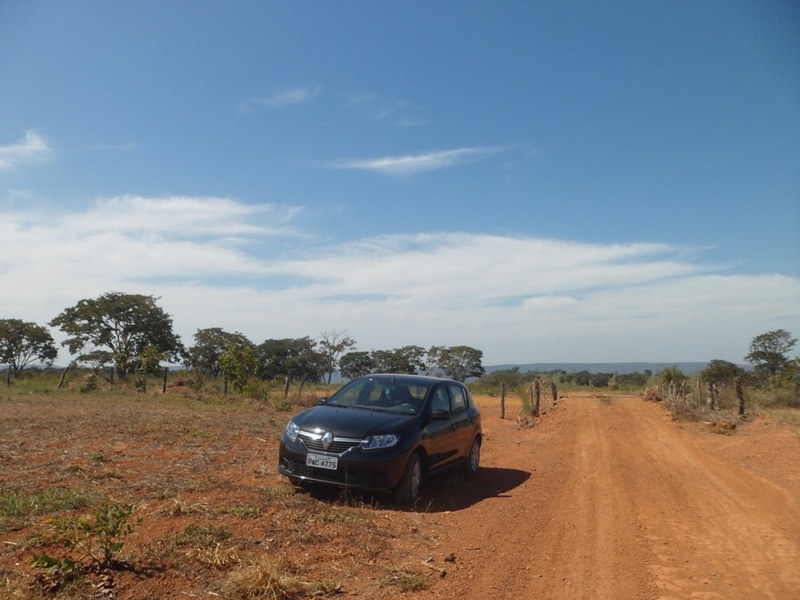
left=427, top=394, right=800, bottom=600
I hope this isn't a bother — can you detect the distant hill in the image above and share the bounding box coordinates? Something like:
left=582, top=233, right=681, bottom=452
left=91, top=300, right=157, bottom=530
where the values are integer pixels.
left=483, top=362, right=736, bottom=376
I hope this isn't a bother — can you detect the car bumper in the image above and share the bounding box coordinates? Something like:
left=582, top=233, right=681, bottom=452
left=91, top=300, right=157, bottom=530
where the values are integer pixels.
left=278, top=436, right=412, bottom=491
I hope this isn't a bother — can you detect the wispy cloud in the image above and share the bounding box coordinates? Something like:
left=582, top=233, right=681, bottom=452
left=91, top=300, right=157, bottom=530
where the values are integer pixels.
left=344, top=92, right=423, bottom=127
left=238, top=85, right=321, bottom=112
left=0, top=130, right=51, bottom=170
left=333, top=146, right=505, bottom=176
left=2, top=196, right=798, bottom=364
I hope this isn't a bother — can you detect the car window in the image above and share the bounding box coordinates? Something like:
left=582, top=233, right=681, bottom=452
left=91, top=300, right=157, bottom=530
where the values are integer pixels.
left=431, top=386, right=451, bottom=413
left=328, top=378, right=368, bottom=406
left=448, top=384, right=468, bottom=413
left=328, top=378, right=430, bottom=414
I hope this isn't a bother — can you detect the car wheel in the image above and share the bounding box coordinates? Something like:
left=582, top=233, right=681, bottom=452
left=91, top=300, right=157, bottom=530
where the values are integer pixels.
left=395, top=453, right=422, bottom=505
left=464, top=438, right=481, bottom=475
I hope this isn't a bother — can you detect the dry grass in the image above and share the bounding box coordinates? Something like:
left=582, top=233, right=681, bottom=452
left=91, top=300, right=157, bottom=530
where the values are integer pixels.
left=221, top=556, right=314, bottom=599
left=0, top=382, right=441, bottom=598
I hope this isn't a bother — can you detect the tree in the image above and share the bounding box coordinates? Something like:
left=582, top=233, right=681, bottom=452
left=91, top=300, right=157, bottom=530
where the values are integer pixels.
left=318, top=330, right=356, bottom=384
left=370, top=346, right=427, bottom=374
left=136, top=343, right=165, bottom=393
left=220, top=342, right=260, bottom=394
left=339, top=351, right=375, bottom=380
left=0, top=319, right=58, bottom=377
left=258, top=337, right=326, bottom=398
left=745, top=329, right=797, bottom=386
left=656, top=366, right=687, bottom=387
left=428, top=345, right=485, bottom=382
left=50, top=292, right=184, bottom=378
left=700, top=359, right=746, bottom=386
left=615, top=372, right=650, bottom=387
left=186, top=328, right=253, bottom=378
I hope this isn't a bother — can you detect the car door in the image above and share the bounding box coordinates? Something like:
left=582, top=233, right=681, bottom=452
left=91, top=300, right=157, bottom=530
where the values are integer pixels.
left=447, top=383, right=475, bottom=457
left=425, top=384, right=460, bottom=470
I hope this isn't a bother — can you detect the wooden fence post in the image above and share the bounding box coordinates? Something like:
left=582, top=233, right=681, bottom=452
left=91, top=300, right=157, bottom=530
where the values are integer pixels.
left=550, top=380, right=558, bottom=405
left=500, top=383, right=505, bottom=419
left=533, top=380, right=540, bottom=417
left=57, top=363, right=72, bottom=389
left=162, top=367, right=168, bottom=393
left=735, top=377, right=745, bottom=416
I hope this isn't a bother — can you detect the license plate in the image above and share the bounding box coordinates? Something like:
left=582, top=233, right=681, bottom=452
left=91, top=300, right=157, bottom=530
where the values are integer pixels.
left=306, top=453, right=338, bottom=470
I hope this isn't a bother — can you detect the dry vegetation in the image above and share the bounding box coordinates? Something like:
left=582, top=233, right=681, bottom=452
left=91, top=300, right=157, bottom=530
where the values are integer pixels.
left=3, top=372, right=798, bottom=599
left=0, top=375, right=456, bottom=599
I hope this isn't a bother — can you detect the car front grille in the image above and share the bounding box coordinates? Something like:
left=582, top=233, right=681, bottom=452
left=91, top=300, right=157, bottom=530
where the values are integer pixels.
left=298, top=434, right=362, bottom=455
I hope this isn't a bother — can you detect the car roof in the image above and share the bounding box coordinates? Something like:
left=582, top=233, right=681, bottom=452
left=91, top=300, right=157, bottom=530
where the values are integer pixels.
left=359, top=373, right=461, bottom=385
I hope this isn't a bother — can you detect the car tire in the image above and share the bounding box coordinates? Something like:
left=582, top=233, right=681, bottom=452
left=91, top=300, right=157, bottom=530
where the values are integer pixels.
left=395, top=453, right=422, bottom=505
left=464, top=437, right=481, bottom=476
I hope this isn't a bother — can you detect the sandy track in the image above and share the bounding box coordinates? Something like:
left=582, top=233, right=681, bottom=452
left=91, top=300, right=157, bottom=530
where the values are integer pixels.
left=429, top=394, right=800, bottom=600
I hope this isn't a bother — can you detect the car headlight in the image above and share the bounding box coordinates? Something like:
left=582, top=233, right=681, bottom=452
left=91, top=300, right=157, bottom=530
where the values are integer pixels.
left=284, top=420, right=300, bottom=442
left=361, top=434, right=400, bottom=450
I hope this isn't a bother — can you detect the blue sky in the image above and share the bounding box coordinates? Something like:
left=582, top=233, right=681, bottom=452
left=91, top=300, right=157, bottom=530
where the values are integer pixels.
left=1, top=1, right=798, bottom=366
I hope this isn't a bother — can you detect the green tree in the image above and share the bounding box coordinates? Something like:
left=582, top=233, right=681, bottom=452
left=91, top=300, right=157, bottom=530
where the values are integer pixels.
left=258, top=337, right=326, bottom=398
left=745, top=329, right=797, bottom=386
left=370, top=345, right=427, bottom=374
left=0, top=319, right=58, bottom=377
left=318, top=330, right=356, bottom=384
left=590, top=372, right=613, bottom=388
left=186, top=327, right=253, bottom=378
left=471, top=368, right=524, bottom=395
left=656, top=365, right=687, bottom=387
left=428, top=345, right=485, bottom=382
left=49, top=292, right=184, bottom=378
left=220, top=343, right=260, bottom=394
left=615, top=372, right=650, bottom=387
left=136, top=343, right=165, bottom=393
left=700, top=359, right=746, bottom=386
left=339, top=351, right=375, bottom=380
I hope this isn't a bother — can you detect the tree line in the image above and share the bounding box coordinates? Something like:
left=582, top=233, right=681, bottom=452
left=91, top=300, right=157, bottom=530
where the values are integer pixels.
left=0, top=292, right=486, bottom=389
left=1, top=292, right=797, bottom=393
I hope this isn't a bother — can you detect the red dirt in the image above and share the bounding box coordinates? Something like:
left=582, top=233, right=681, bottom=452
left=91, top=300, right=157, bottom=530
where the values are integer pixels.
left=1, top=390, right=799, bottom=599
left=430, top=393, right=800, bottom=600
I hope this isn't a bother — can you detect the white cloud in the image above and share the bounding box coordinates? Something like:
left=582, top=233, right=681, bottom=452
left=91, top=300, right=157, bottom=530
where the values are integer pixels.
left=333, top=147, right=505, bottom=176
left=1, top=196, right=798, bottom=365
left=238, top=85, right=321, bottom=112
left=0, top=130, right=50, bottom=170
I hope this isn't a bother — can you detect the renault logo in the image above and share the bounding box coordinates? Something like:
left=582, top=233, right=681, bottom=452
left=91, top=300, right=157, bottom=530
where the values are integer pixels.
left=321, top=431, right=334, bottom=451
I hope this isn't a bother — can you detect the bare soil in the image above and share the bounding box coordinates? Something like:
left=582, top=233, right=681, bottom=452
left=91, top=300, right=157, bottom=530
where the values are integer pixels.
left=1, top=388, right=799, bottom=599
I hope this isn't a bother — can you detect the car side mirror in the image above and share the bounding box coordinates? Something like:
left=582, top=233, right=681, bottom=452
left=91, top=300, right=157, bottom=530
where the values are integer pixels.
left=317, top=396, right=329, bottom=405
left=430, top=408, right=451, bottom=420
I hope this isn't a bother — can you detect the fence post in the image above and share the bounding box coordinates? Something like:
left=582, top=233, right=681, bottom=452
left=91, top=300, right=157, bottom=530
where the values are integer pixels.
left=533, top=380, right=540, bottom=417
left=162, top=367, right=168, bottom=393
left=57, top=363, right=72, bottom=389
left=5, top=366, right=9, bottom=388
left=735, top=377, right=745, bottom=416
left=550, top=380, right=558, bottom=405
left=500, top=383, right=505, bottom=419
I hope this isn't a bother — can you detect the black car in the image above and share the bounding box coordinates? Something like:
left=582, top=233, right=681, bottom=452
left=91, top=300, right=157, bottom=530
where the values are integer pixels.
left=278, top=373, right=482, bottom=504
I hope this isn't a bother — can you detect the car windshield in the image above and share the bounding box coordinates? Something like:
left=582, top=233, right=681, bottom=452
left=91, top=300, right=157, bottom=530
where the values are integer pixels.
left=327, top=378, right=429, bottom=415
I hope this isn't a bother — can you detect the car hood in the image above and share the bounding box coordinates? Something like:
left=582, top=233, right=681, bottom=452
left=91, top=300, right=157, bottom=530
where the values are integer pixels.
left=292, top=405, right=417, bottom=438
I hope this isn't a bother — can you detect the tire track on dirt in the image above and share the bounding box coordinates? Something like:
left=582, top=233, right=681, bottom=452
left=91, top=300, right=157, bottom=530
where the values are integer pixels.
left=428, top=394, right=800, bottom=600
